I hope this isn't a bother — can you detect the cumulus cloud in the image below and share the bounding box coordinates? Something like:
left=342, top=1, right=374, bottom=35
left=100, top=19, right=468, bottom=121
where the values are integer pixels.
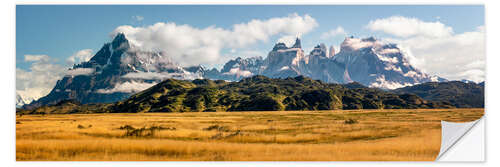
left=321, top=26, right=347, bottom=39
left=278, top=35, right=300, bottom=47
left=122, top=71, right=203, bottom=81
left=96, top=81, right=157, bottom=94
left=16, top=55, right=66, bottom=101
left=66, top=68, right=95, bottom=76
left=367, top=16, right=485, bottom=82
left=341, top=37, right=384, bottom=51
left=66, top=49, right=93, bottom=65
left=369, top=75, right=413, bottom=89
left=366, top=16, right=453, bottom=38
left=24, top=54, right=49, bottom=62
left=223, top=68, right=253, bottom=77
left=111, top=13, right=318, bottom=66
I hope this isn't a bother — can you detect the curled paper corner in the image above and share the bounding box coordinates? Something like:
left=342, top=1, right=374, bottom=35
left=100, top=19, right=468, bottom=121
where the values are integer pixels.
left=436, top=117, right=483, bottom=161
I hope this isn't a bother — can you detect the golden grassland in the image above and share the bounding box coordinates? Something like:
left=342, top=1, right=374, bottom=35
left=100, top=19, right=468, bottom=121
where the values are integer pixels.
left=16, top=108, right=484, bottom=161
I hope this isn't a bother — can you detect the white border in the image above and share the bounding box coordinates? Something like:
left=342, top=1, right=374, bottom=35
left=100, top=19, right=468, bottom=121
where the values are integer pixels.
left=3, top=0, right=498, bottom=166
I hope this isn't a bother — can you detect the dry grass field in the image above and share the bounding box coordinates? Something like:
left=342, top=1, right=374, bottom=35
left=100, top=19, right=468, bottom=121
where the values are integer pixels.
left=16, top=108, right=483, bottom=161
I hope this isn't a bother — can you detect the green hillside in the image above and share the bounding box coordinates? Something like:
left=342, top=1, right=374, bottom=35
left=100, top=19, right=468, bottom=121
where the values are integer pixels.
left=392, top=81, right=484, bottom=108
left=111, top=75, right=453, bottom=113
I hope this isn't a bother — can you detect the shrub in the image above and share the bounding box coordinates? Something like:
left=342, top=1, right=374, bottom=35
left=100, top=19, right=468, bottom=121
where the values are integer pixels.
left=119, top=125, right=175, bottom=137
left=203, top=125, right=229, bottom=132
left=344, top=119, right=358, bottom=124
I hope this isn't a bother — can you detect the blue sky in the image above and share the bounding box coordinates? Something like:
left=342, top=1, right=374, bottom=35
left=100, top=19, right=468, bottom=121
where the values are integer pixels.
left=17, top=5, right=484, bottom=70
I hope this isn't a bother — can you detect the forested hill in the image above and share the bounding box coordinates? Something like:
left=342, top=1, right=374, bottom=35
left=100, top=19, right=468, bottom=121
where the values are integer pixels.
left=392, top=81, right=484, bottom=108
left=111, top=75, right=454, bottom=113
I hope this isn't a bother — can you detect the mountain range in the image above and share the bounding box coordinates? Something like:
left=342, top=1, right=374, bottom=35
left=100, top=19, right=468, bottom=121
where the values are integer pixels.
left=206, top=36, right=445, bottom=88
left=21, top=33, right=476, bottom=109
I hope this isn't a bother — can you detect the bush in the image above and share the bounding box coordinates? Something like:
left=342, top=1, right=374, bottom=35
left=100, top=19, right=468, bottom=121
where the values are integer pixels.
left=118, top=125, right=175, bottom=137
left=203, top=125, right=230, bottom=132
left=344, top=119, right=358, bottom=124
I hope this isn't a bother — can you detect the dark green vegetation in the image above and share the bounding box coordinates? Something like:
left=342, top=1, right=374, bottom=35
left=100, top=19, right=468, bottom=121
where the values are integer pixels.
left=18, top=75, right=482, bottom=114
left=16, top=99, right=112, bottom=114
left=112, top=75, right=456, bottom=113
left=393, top=81, right=484, bottom=108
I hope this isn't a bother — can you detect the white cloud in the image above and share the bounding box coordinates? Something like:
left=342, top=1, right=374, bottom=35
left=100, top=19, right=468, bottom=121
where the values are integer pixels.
left=321, top=26, right=347, bottom=39
left=16, top=55, right=66, bottom=102
left=278, top=35, right=299, bottom=47
left=111, top=13, right=318, bottom=66
left=122, top=72, right=180, bottom=80
left=96, top=81, right=157, bottom=94
left=66, top=68, right=95, bottom=76
left=378, top=48, right=400, bottom=55
left=17, top=50, right=95, bottom=103
left=122, top=71, right=203, bottom=81
left=66, top=49, right=93, bottom=65
left=341, top=37, right=384, bottom=51
left=369, top=75, right=413, bottom=89
left=366, top=16, right=453, bottom=38
left=223, top=68, right=253, bottom=77
left=132, top=15, right=144, bottom=21
left=24, top=54, right=49, bottom=62
left=367, top=16, right=485, bottom=82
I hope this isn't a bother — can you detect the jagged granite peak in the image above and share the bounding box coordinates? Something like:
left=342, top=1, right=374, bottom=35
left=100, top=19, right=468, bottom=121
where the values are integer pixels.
left=291, top=37, right=302, bottom=48
left=310, top=43, right=328, bottom=58
left=329, top=45, right=336, bottom=58
left=263, top=40, right=307, bottom=78
left=319, top=43, right=327, bottom=56
left=111, top=33, right=129, bottom=49
left=86, top=33, right=130, bottom=67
